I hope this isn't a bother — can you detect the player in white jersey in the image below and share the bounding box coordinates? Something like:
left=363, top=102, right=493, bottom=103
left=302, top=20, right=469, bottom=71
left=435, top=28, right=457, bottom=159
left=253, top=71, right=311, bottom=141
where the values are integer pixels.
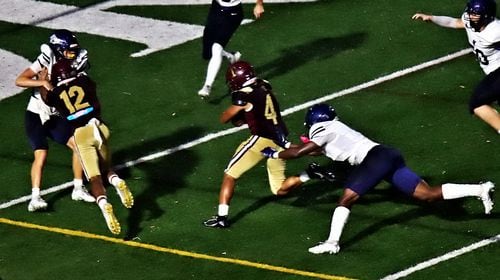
left=262, top=103, right=495, bottom=254
left=412, top=0, right=500, bottom=134
left=197, top=0, right=264, bottom=98
left=15, top=29, right=94, bottom=212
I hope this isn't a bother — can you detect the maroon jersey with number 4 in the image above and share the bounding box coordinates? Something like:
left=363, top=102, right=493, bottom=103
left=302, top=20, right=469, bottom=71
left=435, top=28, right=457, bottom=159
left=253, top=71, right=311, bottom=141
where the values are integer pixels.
left=231, top=79, right=288, bottom=142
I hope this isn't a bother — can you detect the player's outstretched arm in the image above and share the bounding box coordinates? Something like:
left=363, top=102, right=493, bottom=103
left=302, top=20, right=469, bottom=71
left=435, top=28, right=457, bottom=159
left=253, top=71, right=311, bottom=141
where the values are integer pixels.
left=412, top=13, right=464, bottom=29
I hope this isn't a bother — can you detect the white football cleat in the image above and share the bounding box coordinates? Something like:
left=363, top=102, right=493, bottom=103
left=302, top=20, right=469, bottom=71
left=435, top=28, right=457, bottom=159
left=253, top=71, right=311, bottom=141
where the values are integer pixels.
left=197, top=85, right=211, bottom=98
left=308, top=241, right=340, bottom=255
left=28, top=196, right=48, bottom=212
left=480, top=181, right=495, bottom=215
left=102, top=203, right=121, bottom=235
left=71, top=187, right=96, bottom=203
left=229, top=51, right=241, bottom=64
left=115, top=180, right=134, bottom=208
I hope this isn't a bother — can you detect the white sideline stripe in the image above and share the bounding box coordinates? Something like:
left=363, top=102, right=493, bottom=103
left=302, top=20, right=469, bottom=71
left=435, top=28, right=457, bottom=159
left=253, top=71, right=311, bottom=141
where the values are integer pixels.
left=0, top=48, right=471, bottom=211
left=379, top=234, right=500, bottom=280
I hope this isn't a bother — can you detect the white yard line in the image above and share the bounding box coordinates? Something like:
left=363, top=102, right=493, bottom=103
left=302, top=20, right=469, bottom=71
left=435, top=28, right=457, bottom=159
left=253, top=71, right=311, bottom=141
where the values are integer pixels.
left=379, top=234, right=500, bottom=280
left=0, top=48, right=471, bottom=210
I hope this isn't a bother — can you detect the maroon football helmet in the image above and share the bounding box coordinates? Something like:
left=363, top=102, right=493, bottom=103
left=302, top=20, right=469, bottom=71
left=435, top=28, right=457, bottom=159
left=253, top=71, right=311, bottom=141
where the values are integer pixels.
left=51, top=59, right=77, bottom=86
left=226, top=61, right=257, bottom=91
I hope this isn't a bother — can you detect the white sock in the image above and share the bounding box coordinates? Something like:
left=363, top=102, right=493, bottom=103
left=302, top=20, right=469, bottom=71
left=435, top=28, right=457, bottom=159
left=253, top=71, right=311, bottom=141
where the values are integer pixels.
left=326, top=206, right=350, bottom=243
left=203, top=43, right=223, bottom=87
left=442, top=183, right=482, bottom=199
left=221, top=49, right=232, bottom=61
left=96, top=195, right=108, bottom=210
left=32, top=187, right=41, bottom=198
left=299, top=171, right=311, bottom=183
left=108, top=174, right=122, bottom=187
left=73, top=178, right=83, bottom=190
left=218, top=204, right=229, bottom=216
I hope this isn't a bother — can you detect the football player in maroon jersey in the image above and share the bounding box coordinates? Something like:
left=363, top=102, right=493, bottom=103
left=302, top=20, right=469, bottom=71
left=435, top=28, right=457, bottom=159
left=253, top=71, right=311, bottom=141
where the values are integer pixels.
left=203, top=61, right=333, bottom=228
left=39, top=59, right=134, bottom=235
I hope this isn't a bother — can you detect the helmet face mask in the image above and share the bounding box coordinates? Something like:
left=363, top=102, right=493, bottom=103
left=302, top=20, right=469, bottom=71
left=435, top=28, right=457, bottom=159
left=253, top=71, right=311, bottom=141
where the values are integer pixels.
left=304, top=104, right=337, bottom=132
left=226, top=61, right=257, bottom=92
left=49, top=29, right=80, bottom=59
left=465, top=0, right=497, bottom=31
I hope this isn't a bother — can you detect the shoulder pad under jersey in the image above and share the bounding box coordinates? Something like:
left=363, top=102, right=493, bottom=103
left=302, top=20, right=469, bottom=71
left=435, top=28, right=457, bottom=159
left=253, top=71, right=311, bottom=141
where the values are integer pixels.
left=74, top=49, right=90, bottom=72
left=258, top=79, right=272, bottom=91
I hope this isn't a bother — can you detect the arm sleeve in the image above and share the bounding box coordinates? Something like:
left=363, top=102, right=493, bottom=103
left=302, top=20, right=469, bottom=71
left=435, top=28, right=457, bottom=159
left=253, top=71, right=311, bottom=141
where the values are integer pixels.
left=431, top=16, right=459, bottom=28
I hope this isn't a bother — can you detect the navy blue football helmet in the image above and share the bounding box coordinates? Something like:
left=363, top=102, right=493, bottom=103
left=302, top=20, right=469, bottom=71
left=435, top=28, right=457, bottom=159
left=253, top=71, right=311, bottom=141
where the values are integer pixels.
left=49, top=29, right=80, bottom=59
left=466, top=0, right=497, bottom=31
left=304, top=103, right=337, bottom=129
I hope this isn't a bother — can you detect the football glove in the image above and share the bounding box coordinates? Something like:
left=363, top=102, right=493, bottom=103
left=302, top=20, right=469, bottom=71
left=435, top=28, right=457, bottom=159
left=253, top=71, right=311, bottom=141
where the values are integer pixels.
left=261, top=147, right=279, bottom=159
left=274, top=127, right=291, bottom=148
left=299, top=134, right=311, bottom=144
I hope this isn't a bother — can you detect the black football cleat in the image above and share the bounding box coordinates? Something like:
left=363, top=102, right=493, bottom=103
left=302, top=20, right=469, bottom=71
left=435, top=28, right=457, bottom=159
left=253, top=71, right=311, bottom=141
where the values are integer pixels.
left=203, top=215, right=229, bottom=228
left=306, top=162, right=336, bottom=183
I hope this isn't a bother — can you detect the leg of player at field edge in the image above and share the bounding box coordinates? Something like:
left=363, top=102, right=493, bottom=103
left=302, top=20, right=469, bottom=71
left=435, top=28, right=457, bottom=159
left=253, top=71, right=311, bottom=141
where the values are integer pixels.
left=66, top=137, right=95, bottom=202
left=473, top=105, right=500, bottom=133
left=207, top=171, right=308, bottom=226
left=217, top=173, right=236, bottom=214
left=108, top=172, right=134, bottom=209
left=200, top=43, right=242, bottom=95
left=198, top=0, right=264, bottom=98
left=89, top=175, right=121, bottom=235
left=309, top=180, right=494, bottom=254
left=198, top=43, right=224, bottom=97
left=203, top=173, right=235, bottom=228
left=28, top=149, right=49, bottom=212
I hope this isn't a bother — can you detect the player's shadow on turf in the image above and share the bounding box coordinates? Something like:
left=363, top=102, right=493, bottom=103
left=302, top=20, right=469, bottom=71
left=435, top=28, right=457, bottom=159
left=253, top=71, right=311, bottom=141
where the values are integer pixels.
left=205, top=33, right=367, bottom=105
left=206, top=91, right=231, bottom=105
left=257, top=33, right=367, bottom=81
left=230, top=196, right=278, bottom=225
left=229, top=161, right=350, bottom=224
left=111, top=126, right=203, bottom=240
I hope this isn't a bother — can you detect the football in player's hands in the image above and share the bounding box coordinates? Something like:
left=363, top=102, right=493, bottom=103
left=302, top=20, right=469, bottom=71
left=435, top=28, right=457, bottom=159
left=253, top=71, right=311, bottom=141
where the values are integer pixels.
left=231, top=110, right=246, bottom=127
